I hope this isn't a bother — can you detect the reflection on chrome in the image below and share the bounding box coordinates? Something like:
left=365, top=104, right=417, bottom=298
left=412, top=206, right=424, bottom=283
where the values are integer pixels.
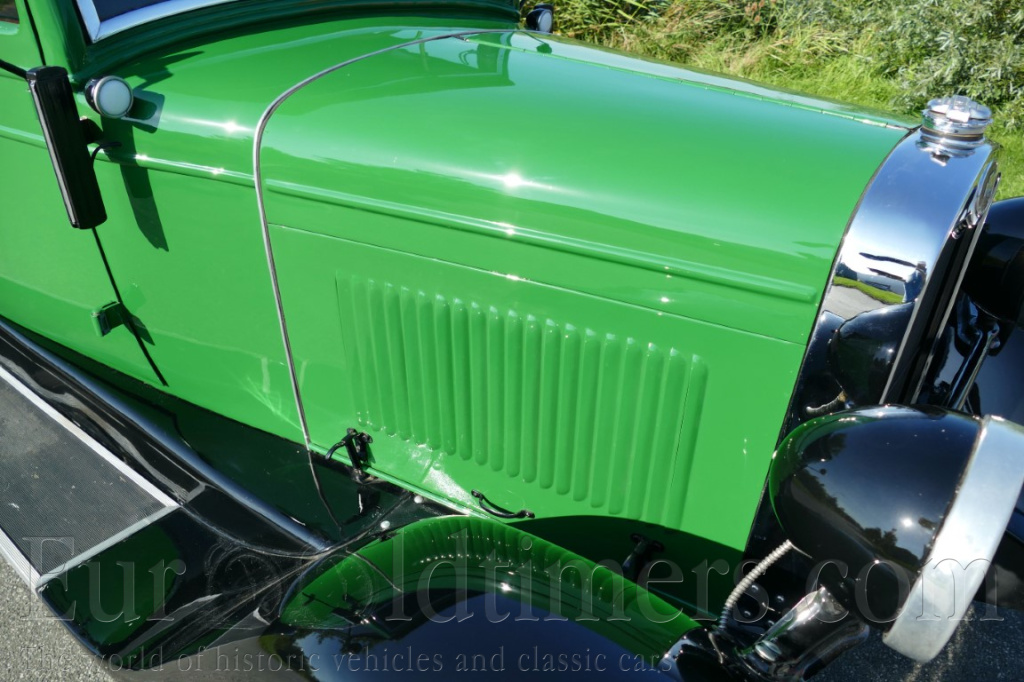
left=783, top=120, right=1001, bottom=433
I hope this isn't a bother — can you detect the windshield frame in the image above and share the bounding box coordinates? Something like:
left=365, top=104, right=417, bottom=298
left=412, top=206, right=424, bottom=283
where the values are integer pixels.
left=76, top=0, right=238, bottom=40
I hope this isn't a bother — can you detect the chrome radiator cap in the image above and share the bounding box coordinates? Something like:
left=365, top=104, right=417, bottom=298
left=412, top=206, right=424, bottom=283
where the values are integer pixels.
left=922, top=95, right=992, bottom=149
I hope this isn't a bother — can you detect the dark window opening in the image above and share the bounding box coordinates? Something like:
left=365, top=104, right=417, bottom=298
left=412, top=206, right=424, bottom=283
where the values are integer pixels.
left=93, top=0, right=171, bottom=22
left=0, top=1, right=18, bottom=24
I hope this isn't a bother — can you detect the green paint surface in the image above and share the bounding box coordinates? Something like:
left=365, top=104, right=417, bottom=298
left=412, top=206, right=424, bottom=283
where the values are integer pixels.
left=3, top=4, right=906, bottom=549
left=259, top=31, right=905, bottom=548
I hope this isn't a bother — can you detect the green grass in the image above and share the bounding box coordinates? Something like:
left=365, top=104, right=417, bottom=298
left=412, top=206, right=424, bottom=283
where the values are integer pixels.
left=552, top=0, right=1024, bottom=198
left=834, top=277, right=905, bottom=305
left=991, top=123, right=1024, bottom=199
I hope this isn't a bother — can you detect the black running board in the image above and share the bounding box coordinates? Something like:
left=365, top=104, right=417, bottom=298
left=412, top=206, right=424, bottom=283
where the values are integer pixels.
left=0, top=360, right=176, bottom=585
left=0, top=318, right=443, bottom=669
left=0, top=319, right=337, bottom=555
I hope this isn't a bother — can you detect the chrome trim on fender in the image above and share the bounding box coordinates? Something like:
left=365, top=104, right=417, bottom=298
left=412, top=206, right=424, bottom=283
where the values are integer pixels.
left=784, top=127, right=1000, bottom=431
left=883, top=416, right=1024, bottom=662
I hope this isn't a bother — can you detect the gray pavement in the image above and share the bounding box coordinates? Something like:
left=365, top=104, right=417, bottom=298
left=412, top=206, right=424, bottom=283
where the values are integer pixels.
left=1, top=557, right=1022, bottom=680
left=0, top=561, right=111, bottom=681
left=818, top=603, right=1024, bottom=681
left=825, top=285, right=888, bottom=320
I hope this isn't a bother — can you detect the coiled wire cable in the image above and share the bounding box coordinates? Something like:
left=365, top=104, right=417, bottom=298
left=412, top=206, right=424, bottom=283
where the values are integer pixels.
left=717, top=540, right=794, bottom=631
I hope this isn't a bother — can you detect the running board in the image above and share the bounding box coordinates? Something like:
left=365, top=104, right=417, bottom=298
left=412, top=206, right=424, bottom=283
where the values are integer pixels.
left=0, top=318, right=334, bottom=556
left=0, top=319, right=445, bottom=668
left=0, top=363, right=176, bottom=588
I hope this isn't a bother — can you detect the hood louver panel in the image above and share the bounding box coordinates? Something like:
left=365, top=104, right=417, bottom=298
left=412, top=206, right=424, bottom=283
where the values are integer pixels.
left=338, top=275, right=705, bottom=527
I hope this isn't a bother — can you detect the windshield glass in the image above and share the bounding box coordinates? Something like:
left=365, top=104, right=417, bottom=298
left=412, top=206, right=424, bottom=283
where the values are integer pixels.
left=77, top=0, right=238, bottom=41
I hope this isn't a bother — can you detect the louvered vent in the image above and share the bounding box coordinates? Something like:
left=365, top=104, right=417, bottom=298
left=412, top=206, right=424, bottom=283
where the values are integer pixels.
left=337, top=276, right=707, bottom=526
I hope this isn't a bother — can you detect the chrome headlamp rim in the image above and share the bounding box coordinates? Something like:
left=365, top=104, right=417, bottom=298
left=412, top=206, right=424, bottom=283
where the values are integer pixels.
left=883, top=415, right=1024, bottom=662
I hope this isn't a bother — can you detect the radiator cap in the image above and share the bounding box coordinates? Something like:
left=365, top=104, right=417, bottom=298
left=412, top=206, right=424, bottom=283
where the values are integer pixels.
left=921, top=95, right=991, bottom=148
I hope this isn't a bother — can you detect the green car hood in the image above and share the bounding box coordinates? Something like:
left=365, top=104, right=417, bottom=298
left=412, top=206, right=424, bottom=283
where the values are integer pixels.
left=249, top=28, right=911, bottom=550
left=258, top=30, right=910, bottom=342
left=87, top=22, right=911, bottom=551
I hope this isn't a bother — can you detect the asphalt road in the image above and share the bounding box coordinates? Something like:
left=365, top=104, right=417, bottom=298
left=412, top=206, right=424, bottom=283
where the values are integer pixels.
left=0, top=560, right=111, bottom=681
left=817, top=604, right=1024, bottom=681
left=2, top=558, right=1023, bottom=681
left=825, top=284, right=888, bottom=320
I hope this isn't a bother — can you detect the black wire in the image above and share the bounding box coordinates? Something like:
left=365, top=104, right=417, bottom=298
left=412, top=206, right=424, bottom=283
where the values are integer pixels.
left=88, top=133, right=346, bottom=542
left=87, top=226, right=168, bottom=386
left=91, top=140, right=121, bottom=164
left=307, top=440, right=351, bottom=534
left=82, top=139, right=168, bottom=386
left=325, top=440, right=346, bottom=460
left=0, top=58, right=27, bottom=80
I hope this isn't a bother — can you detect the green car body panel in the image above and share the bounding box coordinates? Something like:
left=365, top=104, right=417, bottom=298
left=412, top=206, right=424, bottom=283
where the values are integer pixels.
left=0, top=0, right=910, bottom=553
